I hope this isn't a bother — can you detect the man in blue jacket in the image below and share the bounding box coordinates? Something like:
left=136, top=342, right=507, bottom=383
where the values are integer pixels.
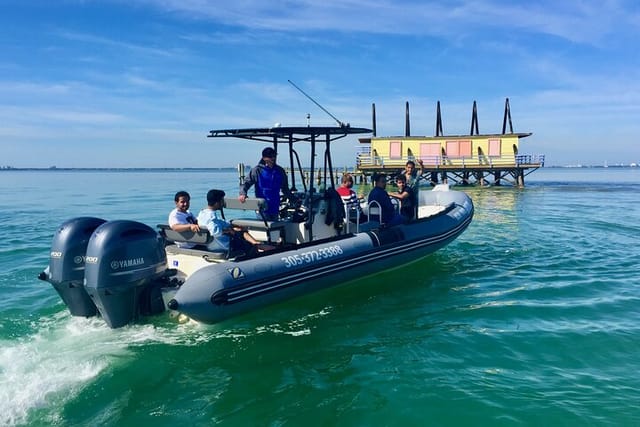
left=239, top=147, right=293, bottom=220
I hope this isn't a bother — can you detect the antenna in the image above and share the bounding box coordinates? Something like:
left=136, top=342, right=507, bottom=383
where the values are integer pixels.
left=288, top=79, right=348, bottom=127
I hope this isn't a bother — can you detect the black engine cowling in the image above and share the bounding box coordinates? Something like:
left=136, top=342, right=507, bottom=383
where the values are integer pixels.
left=83, top=220, right=167, bottom=328
left=39, top=217, right=107, bottom=317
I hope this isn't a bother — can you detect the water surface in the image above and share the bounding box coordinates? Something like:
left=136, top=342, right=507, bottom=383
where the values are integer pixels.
left=1, top=168, right=639, bottom=426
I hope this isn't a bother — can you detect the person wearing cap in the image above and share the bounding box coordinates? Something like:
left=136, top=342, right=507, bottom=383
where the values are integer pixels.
left=367, top=173, right=403, bottom=226
left=197, top=189, right=271, bottom=255
left=239, top=146, right=293, bottom=221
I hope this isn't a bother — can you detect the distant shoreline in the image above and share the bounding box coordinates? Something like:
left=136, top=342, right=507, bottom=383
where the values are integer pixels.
left=0, top=165, right=638, bottom=171
left=0, top=167, right=238, bottom=172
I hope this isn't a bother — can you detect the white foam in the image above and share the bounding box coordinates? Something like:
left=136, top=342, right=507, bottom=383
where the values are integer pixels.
left=0, top=317, right=112, bottom=425
left=0, top=306, right=335, bottom=425
left=0, top=314, right=184, bottom=426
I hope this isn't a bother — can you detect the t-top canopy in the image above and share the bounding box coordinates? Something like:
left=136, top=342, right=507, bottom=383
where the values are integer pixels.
left=207, top=125, right=372, bottom=144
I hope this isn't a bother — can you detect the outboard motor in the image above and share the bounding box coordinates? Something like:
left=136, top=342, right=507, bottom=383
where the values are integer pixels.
left=84, top=220, right=167, bottom=328
left=38, top=217, right=107, bottom=317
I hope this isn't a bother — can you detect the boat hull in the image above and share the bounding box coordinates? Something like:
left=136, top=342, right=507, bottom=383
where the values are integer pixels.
left=41, top=186, right=473, bottom=328
left=170, top=189, right=473, bottom=324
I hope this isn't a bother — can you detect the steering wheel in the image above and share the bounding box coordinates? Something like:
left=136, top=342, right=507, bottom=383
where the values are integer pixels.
left=280, top=193, right=306, bottom=221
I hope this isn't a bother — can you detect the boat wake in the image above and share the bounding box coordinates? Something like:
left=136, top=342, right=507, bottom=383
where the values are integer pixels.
left=0, top=312, right=185, bottom=426
left=0, top=313, right=115, bottom=426
left=0, top=306, right=333, bottom=426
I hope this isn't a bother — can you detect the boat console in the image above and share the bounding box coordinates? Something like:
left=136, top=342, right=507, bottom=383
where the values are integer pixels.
left=223, top=197, right=288, bottom=243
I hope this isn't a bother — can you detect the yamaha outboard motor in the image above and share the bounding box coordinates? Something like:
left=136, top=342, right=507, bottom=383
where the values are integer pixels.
left=84, top=220, right=167, bottom=328
left=38, top=217, right=107, bottom=317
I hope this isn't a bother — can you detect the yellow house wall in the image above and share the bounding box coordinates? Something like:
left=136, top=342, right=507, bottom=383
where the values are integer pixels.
left=369, top=135, right=521, bottom=166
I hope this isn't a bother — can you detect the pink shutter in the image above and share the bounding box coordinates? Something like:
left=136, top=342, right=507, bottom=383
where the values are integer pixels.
left=390, top=141, right=402, bottom=159
left=420, top=143, right=441, bottom=165
left=488, top=139, right=501, bottom=156
left=459, top=140, right=472, bottom=157
left=446, top=141, right=460, bottom=157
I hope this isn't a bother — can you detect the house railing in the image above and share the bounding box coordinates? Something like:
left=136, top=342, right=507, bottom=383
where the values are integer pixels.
left=356, top=149, right=545, bottom=168
left=515, top=154, right=545, bottom=166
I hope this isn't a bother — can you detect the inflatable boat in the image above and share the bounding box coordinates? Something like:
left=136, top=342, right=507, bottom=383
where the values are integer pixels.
left=39, top=125, right=474, bottom=328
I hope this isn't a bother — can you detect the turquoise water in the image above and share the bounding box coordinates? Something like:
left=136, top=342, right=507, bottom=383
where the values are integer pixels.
left=1, top=168, right=639, bottom=426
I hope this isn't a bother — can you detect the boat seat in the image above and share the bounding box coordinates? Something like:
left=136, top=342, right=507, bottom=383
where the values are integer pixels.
left=223, top=197, right=286, bottom=243
left=343, top=203, right=361, bottom=233
left=357, top=220, right=381, bottom=232
left=157, top=225, right=228, bottom=259
left=164, top=244, right=227, bottom=260
left=366, top=200, right=384, bottom=225
left=417, top=202, right=455, bottom=219
left=157, top=224, right=212, bottom=246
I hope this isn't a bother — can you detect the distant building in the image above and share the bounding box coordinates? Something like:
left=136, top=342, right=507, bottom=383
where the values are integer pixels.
left=356, top=99, right=545, bottom=186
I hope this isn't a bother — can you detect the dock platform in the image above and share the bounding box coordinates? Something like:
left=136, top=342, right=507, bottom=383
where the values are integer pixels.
left=356, top=153, right=545, bottom=187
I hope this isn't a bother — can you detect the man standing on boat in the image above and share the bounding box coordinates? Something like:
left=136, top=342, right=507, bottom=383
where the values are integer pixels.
left=404, top=159, right=424, bottom=187
left=239, top=147, right=293, bottom=221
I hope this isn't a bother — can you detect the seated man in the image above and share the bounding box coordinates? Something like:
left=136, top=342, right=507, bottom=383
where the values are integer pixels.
left=337, top=173, right=362, bottom=221
left=367, top=173, right=403, bottom=226
left=197, top=189, right=272, bottom=255
left=168, top=190, right=199, bottom=249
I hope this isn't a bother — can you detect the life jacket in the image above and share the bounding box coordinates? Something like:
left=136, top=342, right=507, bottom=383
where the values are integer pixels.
left=256, top=165, right=284, bottom=216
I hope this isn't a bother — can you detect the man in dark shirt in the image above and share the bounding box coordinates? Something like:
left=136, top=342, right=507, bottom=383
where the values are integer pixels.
left=389, top=174, right=416, bottom=221
left=367, top=173, right=403, bottom=226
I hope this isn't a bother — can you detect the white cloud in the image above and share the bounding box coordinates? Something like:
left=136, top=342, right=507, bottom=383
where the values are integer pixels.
left=138, top=0, right=640, bottom=45
left=55, top=30, right=179, bottom=58
left=3, top=1, right=639, bottom=166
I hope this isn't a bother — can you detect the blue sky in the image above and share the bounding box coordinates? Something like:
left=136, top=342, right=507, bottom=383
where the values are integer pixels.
left=1, top=0, right=639, bottom=168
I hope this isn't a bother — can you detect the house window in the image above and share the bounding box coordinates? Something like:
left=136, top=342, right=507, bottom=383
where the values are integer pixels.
left=446, top=141, right=459, bottom=157
left=389, top=141, right=402, bottom=159
left=488, top=138, right=501, bottom=157
left=445, top=140, right=472, bottom=158
left=420, top=143, right=441, bottom=165
left=459, top=140, right=472, bottom=157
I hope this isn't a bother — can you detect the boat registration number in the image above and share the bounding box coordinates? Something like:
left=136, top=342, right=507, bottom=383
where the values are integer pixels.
left=281, top=245, right=344, bottom=268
